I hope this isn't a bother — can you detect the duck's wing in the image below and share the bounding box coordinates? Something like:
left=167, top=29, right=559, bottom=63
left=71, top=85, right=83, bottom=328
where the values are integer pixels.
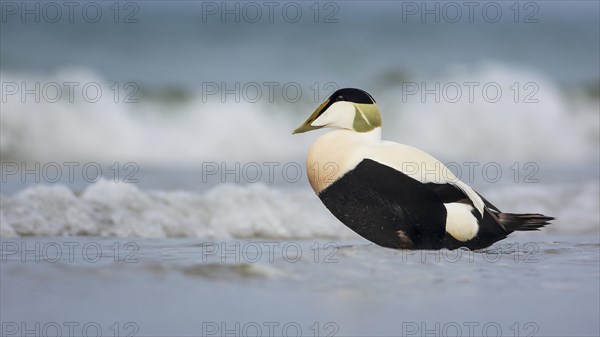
left=367, top=142, right=486, bottom=217
left=318, top=158, right=447, bottom=249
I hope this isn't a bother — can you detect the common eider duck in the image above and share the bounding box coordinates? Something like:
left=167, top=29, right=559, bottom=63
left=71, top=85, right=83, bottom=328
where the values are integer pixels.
left=293, top=88, right=552, bottom=250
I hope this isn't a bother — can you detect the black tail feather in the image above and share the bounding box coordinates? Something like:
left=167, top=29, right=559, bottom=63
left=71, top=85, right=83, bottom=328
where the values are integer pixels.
left=498, top=213, right=554, bottom=232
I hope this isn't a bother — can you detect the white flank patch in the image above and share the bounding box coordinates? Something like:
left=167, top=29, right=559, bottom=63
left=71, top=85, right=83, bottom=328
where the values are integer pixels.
left=444, top=203, right=479, bottom=241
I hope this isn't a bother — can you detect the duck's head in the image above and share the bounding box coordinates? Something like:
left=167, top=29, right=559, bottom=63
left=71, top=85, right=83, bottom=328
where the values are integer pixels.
left=292, top=88, right=381, bottom=134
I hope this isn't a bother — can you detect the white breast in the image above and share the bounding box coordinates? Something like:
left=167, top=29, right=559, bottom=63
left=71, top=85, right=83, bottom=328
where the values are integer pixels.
left=306, top=129, right=370, bottom=193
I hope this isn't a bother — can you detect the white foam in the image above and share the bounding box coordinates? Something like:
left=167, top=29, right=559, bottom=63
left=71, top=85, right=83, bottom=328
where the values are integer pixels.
left=0, top=203, right=16, bottom=237
left=1, top=178, right=598, bottom=238
left=1, top=184, right=97, bottom=236
left=1, top=179, right=355, bottom=239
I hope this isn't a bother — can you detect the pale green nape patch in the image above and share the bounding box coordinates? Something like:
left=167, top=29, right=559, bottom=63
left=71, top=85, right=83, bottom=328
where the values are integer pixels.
left=353, top=103, right=382, bottom=132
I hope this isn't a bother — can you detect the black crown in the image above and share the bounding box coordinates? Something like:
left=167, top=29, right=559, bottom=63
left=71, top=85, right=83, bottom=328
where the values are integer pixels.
left=330, top=88, right=376, bottom=104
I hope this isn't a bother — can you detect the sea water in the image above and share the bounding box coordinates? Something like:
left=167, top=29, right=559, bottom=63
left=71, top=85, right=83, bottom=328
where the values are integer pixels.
left=1, top=1, right=599, bottom=336
left=1, top=236, right=599, bottom=336
left=1, top=169, right=598, bottom=336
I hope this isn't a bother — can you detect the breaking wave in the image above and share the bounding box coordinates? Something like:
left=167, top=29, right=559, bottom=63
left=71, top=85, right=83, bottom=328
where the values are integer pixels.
left=1, top=63, right=598, bottom=166
left=1, top=179, right=597, bottom=238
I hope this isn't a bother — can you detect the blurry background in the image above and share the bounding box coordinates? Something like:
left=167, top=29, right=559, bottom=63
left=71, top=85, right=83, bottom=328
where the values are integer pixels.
left=1, top=1, right=599, bottom=336
left=2, top=1, right=598, bottom=166
left=1, top=0, right=598, bottom=237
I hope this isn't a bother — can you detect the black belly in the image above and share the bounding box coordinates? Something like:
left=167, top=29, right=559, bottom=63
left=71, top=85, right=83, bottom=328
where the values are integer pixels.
left=318, top=159, right=448, bottom=249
